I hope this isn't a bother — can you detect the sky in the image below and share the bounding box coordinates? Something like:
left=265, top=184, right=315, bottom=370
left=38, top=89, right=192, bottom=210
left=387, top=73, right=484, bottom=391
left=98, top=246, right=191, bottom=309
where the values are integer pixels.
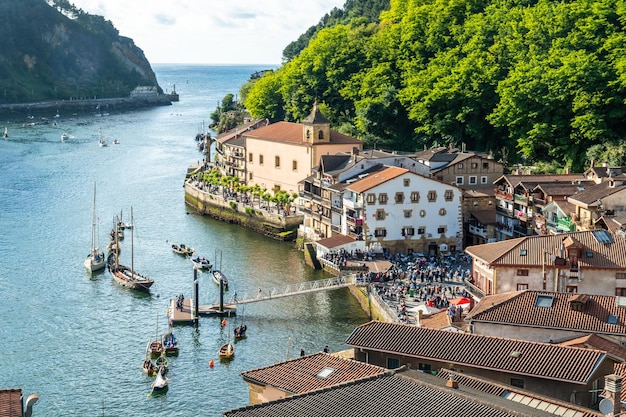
left=68, top=0, right=347, bottom=65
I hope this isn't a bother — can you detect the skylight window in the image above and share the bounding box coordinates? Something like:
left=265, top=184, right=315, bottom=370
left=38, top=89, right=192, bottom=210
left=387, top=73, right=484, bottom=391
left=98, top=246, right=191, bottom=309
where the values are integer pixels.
left=535, top=295, right=554, bottom=308
left=520, top=249, right=527, bottom=256
left=592, top=230, right=614, bottom=244
left=608, top=315, right=618, bottom=325
left=316, top=367, right=335, bottom=379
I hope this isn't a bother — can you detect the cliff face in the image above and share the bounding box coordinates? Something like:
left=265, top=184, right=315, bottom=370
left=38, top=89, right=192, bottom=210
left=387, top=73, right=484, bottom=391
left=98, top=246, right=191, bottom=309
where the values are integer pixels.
left=0, top=0, right=160, bottom=104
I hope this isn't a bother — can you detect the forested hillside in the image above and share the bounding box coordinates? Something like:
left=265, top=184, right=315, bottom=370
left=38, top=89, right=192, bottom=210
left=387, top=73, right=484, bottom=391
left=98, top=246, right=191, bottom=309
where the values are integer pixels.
left=0, top=0, right=160, bottom=104
left=244, top=0, right=626, bottom=170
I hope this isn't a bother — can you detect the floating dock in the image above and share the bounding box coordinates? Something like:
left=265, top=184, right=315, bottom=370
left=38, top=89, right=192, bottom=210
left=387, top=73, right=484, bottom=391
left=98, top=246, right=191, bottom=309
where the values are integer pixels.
left=168, top=297, right=237, bottom=325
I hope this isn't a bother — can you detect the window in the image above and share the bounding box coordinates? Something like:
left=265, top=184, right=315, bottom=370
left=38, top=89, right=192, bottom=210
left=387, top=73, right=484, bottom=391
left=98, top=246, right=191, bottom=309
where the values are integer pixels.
left=306, top=129, right=311, bottom=139
left=456, top=176, right=464, bottom=185
left=517, top=269, right=529, bottom=276
left=608, top=315, right=618, bottom=325
left=535, top=294, right=554, bottom=308
left=617, top=288, right=626, bottom=296
left=403, top=178, right=410, bottom=187
left=617, top=273, right=626, bottom=279
left=275, top=156, right=280, bottom=168
left=439, top=208, right=447, bottom=216
left=520, top=249, right=527, bottom=256
left=316, top=367, right=335, bottom=379
left=374, top=228, right=387, bottom=237
left=376, top=209, right=385, bottom=220
left=419, top=210, right=426, bottom=218
left=444, top=190, right=454, bottom=201
left=517, top=284, right=529, bottom=290
left=410, top=192, right=420, bottom=203
left=437, top=226, right=446, bottom=234
left=248, top=153, right=253, bottom=163
left=403, top=227, right=415, bottom=236
left=366, top=193, right=376, bottom=204
left=259, top=154, right=264, bottom=165
left=318, top=130, right=324, bottom=139
left=481, top=176, right=488, bottom=184
left=457, top=163, right=464, bottom=170
left=379, top=193, right=388, bottom=204
left=427, top=191, right=437, bottom=202
left=566, top=285, right=578, bottom=293
left=471, top=162, right=478, bottom=169
left=292, top=160, right=297, bottom=171
left=395, top=192, right=404, bottom=204
left=418, top=227, right=426, bottom=235
left=404, top=210, right=412, bottom=218
left=510, top=378, right=524, bottom=389
left=469, top=176, right=477, bottom=185
left=248, top=172, right=253, bottom=181
left=483, top=162, right=489, bottom=169
left=418, top=363, right=431, bottom=373
left=387, top=357, right=400, bottom=369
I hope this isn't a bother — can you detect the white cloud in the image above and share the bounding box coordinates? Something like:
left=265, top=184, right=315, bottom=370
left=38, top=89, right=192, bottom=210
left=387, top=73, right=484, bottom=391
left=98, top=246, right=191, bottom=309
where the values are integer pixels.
left=69, top=0, right=346, bottom=64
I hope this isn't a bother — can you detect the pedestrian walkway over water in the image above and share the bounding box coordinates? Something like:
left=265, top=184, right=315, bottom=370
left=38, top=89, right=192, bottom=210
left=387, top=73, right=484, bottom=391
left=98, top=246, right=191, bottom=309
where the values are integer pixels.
left=169, top=274, right=364, bottom=324
left=233, top=274, right=362, bottom=305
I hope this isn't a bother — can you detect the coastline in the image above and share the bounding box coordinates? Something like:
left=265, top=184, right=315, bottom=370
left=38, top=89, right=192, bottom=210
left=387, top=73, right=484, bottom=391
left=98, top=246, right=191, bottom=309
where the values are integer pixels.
left=0, top=93, right=178, bottom=120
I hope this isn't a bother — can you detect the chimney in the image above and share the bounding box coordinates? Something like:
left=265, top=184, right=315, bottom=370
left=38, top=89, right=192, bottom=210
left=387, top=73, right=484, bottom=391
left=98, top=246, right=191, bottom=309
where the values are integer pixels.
left=603, top=374, right=623, bottom=416
left=416, top=309, right=423, bottom=326
left=591, top=159, right=595, bottom=168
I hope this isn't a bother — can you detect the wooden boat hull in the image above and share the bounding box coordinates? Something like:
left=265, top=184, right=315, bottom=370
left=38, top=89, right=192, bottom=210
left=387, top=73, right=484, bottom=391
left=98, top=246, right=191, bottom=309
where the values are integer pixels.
left=212, top=270, right=229, bottom=291
left=84, top=251, right=106, bottom=272
left=218, top=342, right=234, bottom=360
left=107, top=253, right=154, bottom=292
left=234, top=325, right=247, bottom=340
left=161, top=332, right=179, bottom=356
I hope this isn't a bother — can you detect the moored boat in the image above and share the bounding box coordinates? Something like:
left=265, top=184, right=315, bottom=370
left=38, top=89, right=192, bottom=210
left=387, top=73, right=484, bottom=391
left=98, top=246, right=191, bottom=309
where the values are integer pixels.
left=84, top=182, right=106, bottom=273
left=107, top=208, right=154, bottom=292
left=212, top=269, right=229, bottom=291
left=172, top=243, right=194, bottom=256
left=61, top=132, right=69, bottom=141
left=161, top=328, right=179, bottom=356
left=218, top=342, right=234, bottom=360
left=191, top=256, right=211, bottom=271
left=149, top=367, right=169, bottom=396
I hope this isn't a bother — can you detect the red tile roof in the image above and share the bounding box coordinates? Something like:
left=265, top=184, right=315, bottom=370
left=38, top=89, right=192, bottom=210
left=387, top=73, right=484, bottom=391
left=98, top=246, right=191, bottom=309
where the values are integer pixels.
left=245, top=122, right=361, bottom=146
left=315, top=234, right=357, bottom=250
left=559, top=334, right=626, bottom=361
left=241, top=352, right=387, bottom=394
left=345, top=321, right=609, bottom=384
left=464, top=230, right=626, bottom=270
left=346, top=166, right=408, bottom=193
left=466, top=290, right=626, bottom=337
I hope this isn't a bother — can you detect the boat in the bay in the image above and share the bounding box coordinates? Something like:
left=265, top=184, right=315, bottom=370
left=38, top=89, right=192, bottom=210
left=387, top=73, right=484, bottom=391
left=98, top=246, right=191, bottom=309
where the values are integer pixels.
left=149, top=367, right=169, bottom=396
left=98, top=128, right=108, bottom=147
left=142, top=348, right=158, bottom=377
left=212, top=269, right=229, bottom=291
left=61, top=132, right=69, bottom=141
left=191, top=256, right=211, bottom=271
left=107, top=208, right=154, bottom=292
left=218, top=315, right=234, bottom=360
left=234, top=305, right=247, bottom=340
left=161, top=326, right=179, bottom=356
left=172, top=243, right=194, bottom=256
left=84, top=182, right=106, bottom=273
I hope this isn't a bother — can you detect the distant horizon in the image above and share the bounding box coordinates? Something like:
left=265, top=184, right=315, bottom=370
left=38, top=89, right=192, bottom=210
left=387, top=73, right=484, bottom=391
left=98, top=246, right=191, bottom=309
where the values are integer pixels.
left=152, top=63, right=280, bottom=67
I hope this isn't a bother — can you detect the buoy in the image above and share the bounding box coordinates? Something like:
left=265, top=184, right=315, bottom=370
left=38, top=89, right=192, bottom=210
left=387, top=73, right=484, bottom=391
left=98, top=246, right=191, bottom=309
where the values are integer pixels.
left=221, top=319, right=226, bottom=327
left=209, top=359, right=214, bottom=367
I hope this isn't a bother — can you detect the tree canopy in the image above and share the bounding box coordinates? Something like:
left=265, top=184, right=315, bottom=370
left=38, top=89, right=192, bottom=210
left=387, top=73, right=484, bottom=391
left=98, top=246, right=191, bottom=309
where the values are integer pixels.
left=245, top=0, right=626, bottom=170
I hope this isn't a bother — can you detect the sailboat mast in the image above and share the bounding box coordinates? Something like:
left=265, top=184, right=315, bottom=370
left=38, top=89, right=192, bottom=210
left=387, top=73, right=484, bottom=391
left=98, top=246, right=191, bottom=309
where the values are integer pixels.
left=91, top=182, right=97, bottom=251
left=131, top=207, right=134, bottom=276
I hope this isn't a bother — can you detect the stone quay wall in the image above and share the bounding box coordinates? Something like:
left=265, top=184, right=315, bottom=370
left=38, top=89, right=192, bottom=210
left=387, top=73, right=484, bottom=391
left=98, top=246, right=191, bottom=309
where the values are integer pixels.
left=184, top=182, right=303, bottom=241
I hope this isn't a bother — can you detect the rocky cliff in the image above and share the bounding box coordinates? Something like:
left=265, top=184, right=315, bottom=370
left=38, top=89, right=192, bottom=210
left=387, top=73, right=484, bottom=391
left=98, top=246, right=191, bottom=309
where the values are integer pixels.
left=0, top=0, right=161, bottom=104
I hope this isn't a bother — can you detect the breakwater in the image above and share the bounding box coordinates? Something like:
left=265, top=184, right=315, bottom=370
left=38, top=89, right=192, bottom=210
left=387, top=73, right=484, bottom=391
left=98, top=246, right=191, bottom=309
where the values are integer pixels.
left=0, top=93, right=178, bottom=120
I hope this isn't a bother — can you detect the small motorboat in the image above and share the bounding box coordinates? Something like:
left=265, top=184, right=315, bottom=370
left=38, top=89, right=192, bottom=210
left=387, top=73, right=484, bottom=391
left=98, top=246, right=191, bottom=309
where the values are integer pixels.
left=218, top=341, right=234, bottom=360
left=61, top=132, right=69, bottom=141
left=191, top=256, right=212, bottom=271
left=172, top=243, right=194, bottom=256
left=212, top=270, right=229, bottom=291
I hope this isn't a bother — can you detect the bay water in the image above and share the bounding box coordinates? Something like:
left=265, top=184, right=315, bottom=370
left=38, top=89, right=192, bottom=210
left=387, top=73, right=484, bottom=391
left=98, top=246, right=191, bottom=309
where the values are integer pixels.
left=0, top=64, right=369, bottom=417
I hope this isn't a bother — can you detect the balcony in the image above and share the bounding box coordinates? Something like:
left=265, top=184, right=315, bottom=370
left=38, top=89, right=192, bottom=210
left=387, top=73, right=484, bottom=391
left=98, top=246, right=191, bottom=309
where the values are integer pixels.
left=556, top=217, right=575, bottom=232
left=469, top=224, right=487, bottom=238
left=343, top=198, right=362, bottom=210
left=496, top=205, right=514, bottom=217
left=495, top=191, right=514, bottom=201
left=513, top=224, right=534, bottom=236
left=514, top=194, right=528, bottom=205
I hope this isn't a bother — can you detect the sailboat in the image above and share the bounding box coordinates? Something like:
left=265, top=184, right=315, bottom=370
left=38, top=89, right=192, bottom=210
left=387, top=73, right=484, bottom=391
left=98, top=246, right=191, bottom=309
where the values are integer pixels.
left=3, top=127, right=8, bottom=139
left=84, top=182, right=106, bottom=272
left=98, top=128, right=108, bottom=147
left=148, top=314, right=164, bottom=358
left=234, top=305, right=247, bottom=340
left=107, top=207, right=154, bottom=291
left=218, top=313, right=235, bottom=360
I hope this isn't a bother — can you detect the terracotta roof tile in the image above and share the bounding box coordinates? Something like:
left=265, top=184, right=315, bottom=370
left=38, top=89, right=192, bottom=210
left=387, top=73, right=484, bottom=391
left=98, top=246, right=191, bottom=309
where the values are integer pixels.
left=559, top=333, right=626, bottom=362
left=226, top=370, right=562, bottom=417
left=465, top=231, right=626, bottom=270
left=345, top=321, right=608, bottom=384
left=467, top=290, right=626, bottom=337
left=245, top=122, right=361, bottom=145
left=315, top=234, right=357, bottom=250
left=345, top=166, right=408, bottom=193
left=241, top=352, right=386, bottom=394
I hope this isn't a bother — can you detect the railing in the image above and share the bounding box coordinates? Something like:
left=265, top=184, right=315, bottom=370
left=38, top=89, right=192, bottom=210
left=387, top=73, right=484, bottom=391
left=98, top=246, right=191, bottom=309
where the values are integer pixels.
left=495, top=191, right=513, bottom=201
left=514, top=194, right=528, bottom=205
left=496, top=206, right=514, bottom=216
left=468, top=224, right=487, bottom=238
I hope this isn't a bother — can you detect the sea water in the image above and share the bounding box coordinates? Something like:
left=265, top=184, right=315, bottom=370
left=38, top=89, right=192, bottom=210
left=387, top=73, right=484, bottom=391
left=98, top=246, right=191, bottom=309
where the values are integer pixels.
left=0, top=64, right=369, bottom=417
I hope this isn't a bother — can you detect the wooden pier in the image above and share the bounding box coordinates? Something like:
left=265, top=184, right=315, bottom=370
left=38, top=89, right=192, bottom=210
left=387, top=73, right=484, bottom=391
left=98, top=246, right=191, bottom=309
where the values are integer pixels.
left=168, top=297, right=237, bottom=325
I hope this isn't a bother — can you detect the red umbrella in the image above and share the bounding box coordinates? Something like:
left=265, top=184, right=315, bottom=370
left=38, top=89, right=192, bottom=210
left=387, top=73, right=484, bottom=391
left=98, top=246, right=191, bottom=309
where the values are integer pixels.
left=449, top=297, right=471, bottom=306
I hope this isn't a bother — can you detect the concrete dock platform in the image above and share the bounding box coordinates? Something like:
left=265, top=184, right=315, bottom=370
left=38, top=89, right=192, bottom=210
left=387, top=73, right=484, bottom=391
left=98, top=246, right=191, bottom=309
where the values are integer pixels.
left=168, top=298, right=237, bottom=325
